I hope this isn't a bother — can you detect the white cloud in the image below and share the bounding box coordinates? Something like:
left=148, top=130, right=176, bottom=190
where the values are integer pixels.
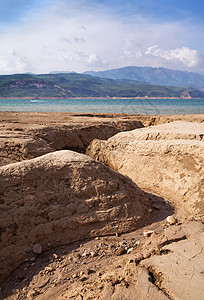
left=0, top=0, right=203, bottom=74
left=0, top=49, right=34, bottom=74
left=145, top=45, right=200, bottom=67
left=61, top=51, right=109, bottom=68
left=60, top=36, right=86, bottom=43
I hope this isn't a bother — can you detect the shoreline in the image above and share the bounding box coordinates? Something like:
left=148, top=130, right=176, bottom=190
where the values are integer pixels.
left=0, top=96, right=203, bottom=100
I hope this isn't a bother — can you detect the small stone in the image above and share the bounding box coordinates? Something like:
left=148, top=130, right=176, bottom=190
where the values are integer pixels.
left=30, top=257, right=36, bottom=262
left=115, top=246, right=125, bottom=256
left=115, top=233, right=119, bottom=237
left=73, top=258, right=78, bottom=264
left=95, top=237, right=99, bottom=240
left=120, top=240, right=127, bottom=247
left=90, top=251, right=97, bottom=257
left=47, top=243, right=52, bottom=247
left=166, top=216, right=176, bottom=225
left=32, top=243, right=42, bottom=254
left=87, top=268, right=95, bottom=275
left=73, top=253, right=81, bottom=259
left=147, top=208, right=153, bottom=213
left=82, top=250, right=90, bottom=257
left=80, top=275, right=87, bottom=281
left=72, top=274, right=78, bottom=278
left=45, top=266, right=55, bottom=273
left=135, top=240, right=141, bottom=246
left=127, top=247, right=134, bottom=254
left=27, top=289, right=40, bottom=298
left=143, top=230, right=155, bottom=237
left=52, top=253, right=58, bottom=259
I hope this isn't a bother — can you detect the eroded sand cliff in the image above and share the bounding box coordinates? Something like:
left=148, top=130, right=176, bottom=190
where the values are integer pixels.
left=87, top=121, right=204, bottom=219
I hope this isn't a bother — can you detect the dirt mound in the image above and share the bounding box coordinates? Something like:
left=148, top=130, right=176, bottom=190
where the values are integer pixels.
left=0, top=150, right=151, bottom=283
left=87, top=121, right=204, bottom=219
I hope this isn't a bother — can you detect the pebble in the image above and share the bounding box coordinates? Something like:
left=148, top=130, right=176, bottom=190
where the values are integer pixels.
left=87, top=268, right=95, bottom=275
left=127, top=247, right=134, bottom=254
left=166, top=216, right=176, bottom=225
left=82, top=251, right=89, bottom=257
left=52, top=253, right=58, bottom=259
left=73, top=253, right=81, bottom=259
left=73, top=258, right=78, bottom=264
left=90, top=251, right=97, bottom=257
left=30, top=257, right=36, bottom=262
left=45, top=266, right=55, bottom=273
left=115, top=246, right=125, bottom=256
left=27, top=289, right=40, bottom=298
left=80, top=275, right=88, bottom=281
left=32, top=243, right=42, bottom=254
left=143, top=230, right=155, bottom=237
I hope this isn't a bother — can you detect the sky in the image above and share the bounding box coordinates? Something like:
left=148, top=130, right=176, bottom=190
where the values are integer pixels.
left=0, top=0, right=204, bottom=75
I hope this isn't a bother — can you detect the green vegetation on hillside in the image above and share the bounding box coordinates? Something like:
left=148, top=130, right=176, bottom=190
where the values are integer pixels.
left=0, top=73, right=203, bottom=98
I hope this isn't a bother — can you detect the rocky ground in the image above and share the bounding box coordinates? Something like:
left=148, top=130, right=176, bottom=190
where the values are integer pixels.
left=0, top=112, right=204, bottom=300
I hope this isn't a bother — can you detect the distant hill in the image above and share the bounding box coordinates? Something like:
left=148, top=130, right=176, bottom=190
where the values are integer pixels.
left=0, top=72, right=203, bottom=99
left=84, top=66, right=204, bottom=89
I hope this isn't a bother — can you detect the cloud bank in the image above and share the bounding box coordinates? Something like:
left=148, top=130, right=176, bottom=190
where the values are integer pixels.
left=145, top=46, right=201, bottom=67
left=0, top=0, right=203, bottom=74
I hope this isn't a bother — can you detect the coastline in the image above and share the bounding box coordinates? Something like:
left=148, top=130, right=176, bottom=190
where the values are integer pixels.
left=0, top=96, right=202, bottom=100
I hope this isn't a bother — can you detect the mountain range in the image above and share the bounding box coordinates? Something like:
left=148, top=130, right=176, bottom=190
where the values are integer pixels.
left=0, top=72, right=204, bottom=99
left=84, top=66, right=204, bottom=89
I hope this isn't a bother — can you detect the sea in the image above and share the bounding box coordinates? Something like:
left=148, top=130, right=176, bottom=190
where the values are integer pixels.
left=0, top=98, right=204, bottom=115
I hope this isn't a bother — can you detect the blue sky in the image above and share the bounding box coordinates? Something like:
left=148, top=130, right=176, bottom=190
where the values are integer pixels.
left=0, top=0, right=203, bottom=74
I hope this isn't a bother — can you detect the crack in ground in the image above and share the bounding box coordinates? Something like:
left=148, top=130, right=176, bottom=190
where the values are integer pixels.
left=147, top=267, right=173, bottom=300
left=159, top=235, right=187, bottom=248
left=189, top=245, right=203, bottom=261
left=135, top=248, right=173, bottom=266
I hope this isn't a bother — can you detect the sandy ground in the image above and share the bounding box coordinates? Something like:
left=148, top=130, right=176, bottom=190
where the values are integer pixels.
left=0, top=112, right=204, bottom=300
left=0, top=111, right=203, bottom=126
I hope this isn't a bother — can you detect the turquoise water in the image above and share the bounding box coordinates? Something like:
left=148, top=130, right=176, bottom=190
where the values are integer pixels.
left=0, top=98, right=204, bottom=115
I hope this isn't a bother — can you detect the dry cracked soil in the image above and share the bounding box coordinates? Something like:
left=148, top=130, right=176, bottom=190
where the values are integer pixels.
left=0, top=112, right=204, bottom=300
